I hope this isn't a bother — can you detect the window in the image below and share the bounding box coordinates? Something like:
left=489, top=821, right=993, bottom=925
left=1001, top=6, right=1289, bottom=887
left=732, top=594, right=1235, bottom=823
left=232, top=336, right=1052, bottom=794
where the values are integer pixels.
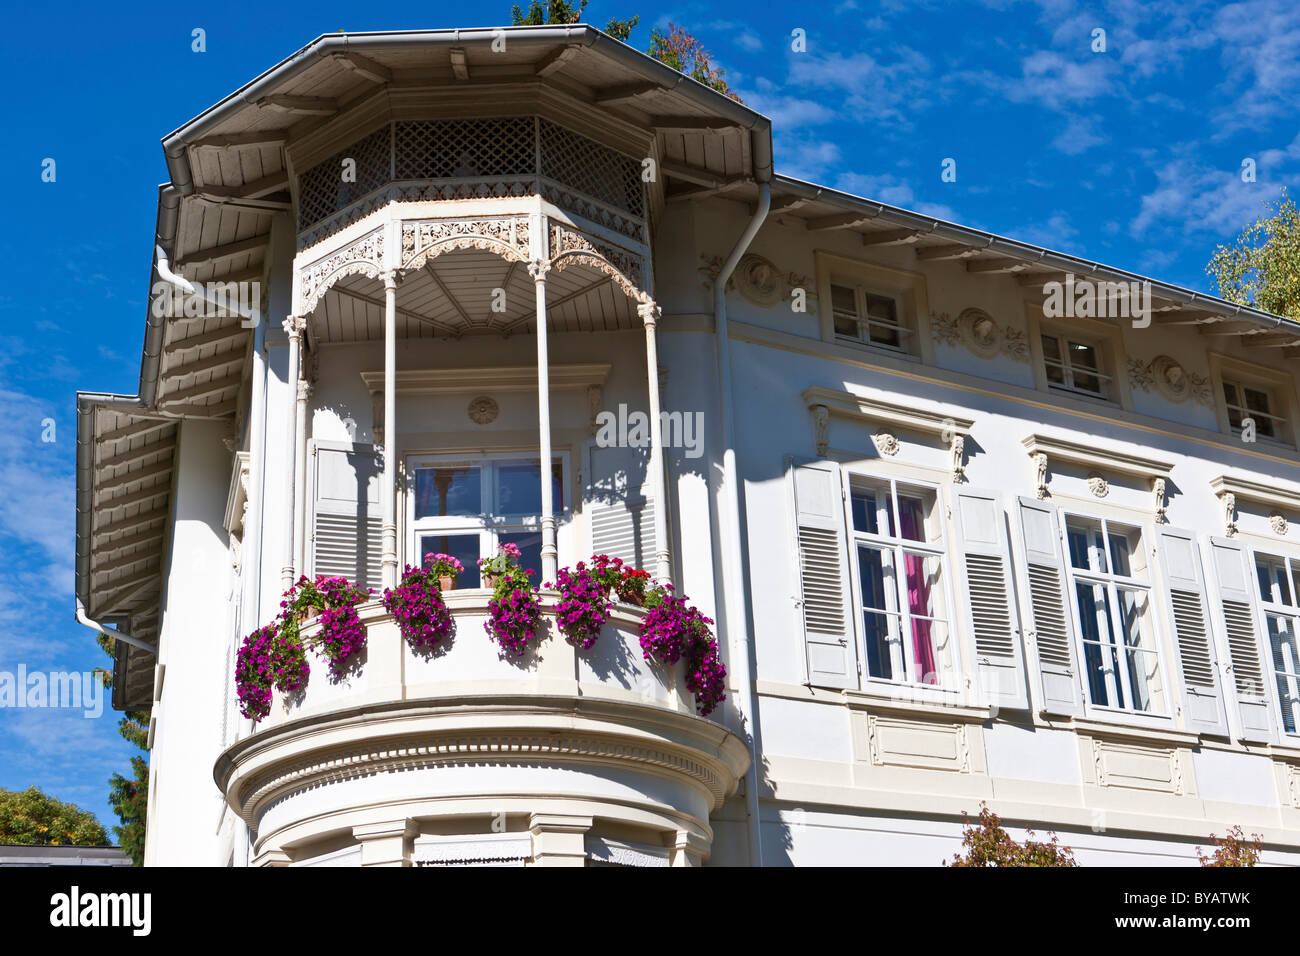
left=1041, top=333, right=1112, bottom=399
left=831, top=283, right=909, bottom=351
left=1255, top=552, right=1300, bottom=734
left=1222, top=379, right=1286, bottom=442
left=409, top=454, right=565, bottom=588
left=1064, top=515, right=1164, bottom=713
left=848, top=477, right=953, bottom=686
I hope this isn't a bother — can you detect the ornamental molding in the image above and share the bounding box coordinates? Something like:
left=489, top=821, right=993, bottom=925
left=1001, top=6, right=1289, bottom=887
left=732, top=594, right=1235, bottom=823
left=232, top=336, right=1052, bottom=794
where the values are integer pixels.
left=1127, top=355, right=1212, bottom=406
left=1210, top=474, right=1300, bottom=537
left=1023, top=435, right=1172, bottom=511
left=300, top=228, right=385, bottom=315
left=361, top=363, right=611, bottom=397
left=413, top=832, right=532, bottom=866
left=223, top=451, right=251, bottom=572
left=467, top=396, right=499, bottom=425
left=226, top=719, right=741, bottom=825
left=698, top=253, right=813, bottom=310
left=1271, top=513, right=1290, bottom=536
left=872, top=432, right=900, bottom=457
left=931, top=309, right=1029, bottom=362
left=804, top=386, right=971, bottom=479
left=540, top=181, right=644, bottom=243
left=400, top=216, right=531, bottom=272
left=548, top=222, right=645, bottom=300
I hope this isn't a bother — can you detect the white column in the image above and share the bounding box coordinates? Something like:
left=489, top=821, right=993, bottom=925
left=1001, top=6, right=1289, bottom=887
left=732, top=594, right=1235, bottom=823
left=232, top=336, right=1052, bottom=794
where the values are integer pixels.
left=381, top=271, right=399, bottom=589
left=639, top=299, right=672, bottom=584
left=530, top=259, right=557, bottom=582
left=293, top=377, right=311, bottom=577
left=280, top=315, right=304, bottom=591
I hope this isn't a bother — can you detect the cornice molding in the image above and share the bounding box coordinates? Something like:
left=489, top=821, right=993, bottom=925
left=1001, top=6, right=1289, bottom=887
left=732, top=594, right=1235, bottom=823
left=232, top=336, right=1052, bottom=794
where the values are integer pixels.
left=802, top=385, right=974, bottom=438
left=1022, top=433, right=1173, bottom=481
left=1210, top=473, right=1300, bottom=514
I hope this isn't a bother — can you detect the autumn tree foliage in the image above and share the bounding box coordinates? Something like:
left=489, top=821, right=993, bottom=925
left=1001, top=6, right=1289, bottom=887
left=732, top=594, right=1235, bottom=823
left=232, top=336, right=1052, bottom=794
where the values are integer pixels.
left=0, top=787, right=108, bottom=846
left=946, top=804, right=1078, bottom=867
left=1197, top=826, right=1262, bottom=867
left=1207, top=190, right=1300, bottom=321
left=508, top=3, right=740, bottom=101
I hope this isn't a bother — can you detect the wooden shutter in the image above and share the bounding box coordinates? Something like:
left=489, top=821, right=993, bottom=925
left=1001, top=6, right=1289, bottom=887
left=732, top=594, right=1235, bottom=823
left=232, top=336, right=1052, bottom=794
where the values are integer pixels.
left=1208, top=536, right=1275, bottom=742
left=310, top=442, right=382, bottom=590
left=955, top=489, right=1028, bottom=710
left=585, top=445, right=656, bottom=572
left=1016, top=497, right=1082, bottom=716
left=789, top=458, right=857, bottom=689
left=1156, top=528, right=1228, bottom=736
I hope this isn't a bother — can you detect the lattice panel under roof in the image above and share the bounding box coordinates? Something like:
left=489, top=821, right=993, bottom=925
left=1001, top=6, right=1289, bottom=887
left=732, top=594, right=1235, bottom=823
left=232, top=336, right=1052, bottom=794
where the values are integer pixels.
left=538, top=119, right=644, bottom=218
left=395, top=117, right=534, bottom=180
left=297, top=126, right=391, bottom=231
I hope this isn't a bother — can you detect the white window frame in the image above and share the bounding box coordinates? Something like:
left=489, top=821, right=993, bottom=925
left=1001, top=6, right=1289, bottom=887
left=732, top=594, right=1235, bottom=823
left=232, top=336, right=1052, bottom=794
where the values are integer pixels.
left=830, top=282, right=910, bottom=353
left=844, top=471, right=961, bottom=694
left=1221, top=378, right=1289, bottom=444
left=1040, top=331, right=1113, bottom=399
left=1209, top=353, right=1299, bottom=448
left=815, top=250, right=934, bottom=363
left=1060, top=510, right=1170, bottom=719
left=1251, top=549, right=1300, bottom=736
left=406, top=451, right=570, bottom=586
left=1025, top=307, right=1133, bottom=411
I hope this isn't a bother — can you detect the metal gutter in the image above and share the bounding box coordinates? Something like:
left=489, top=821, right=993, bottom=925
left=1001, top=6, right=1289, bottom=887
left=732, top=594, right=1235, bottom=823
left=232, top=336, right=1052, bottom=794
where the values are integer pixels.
left=771, top=174, right=1299, bottom=334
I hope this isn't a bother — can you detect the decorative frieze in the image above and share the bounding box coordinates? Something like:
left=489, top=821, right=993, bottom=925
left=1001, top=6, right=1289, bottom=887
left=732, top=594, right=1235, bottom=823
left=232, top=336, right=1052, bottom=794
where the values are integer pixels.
left=400, top=216, right=530, bottom=271
left=467, top=396, right=499, bottom=425
left=1128, top=355, right=1212, bottom=406
left=931, top=308, right=1029, bottom=362
left=300, top=229, right=385, bottom=315
left=698, top=253, right=813, bottom=311
left=549, top=222, right=645, bottom=299
left=872, top=432, right=900, bottom=457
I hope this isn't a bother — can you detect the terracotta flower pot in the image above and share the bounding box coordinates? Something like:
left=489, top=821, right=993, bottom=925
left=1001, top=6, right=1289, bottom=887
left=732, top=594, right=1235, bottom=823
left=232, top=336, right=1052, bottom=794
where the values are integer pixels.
left=298, top=606, right=320, bottom=624
left=482, top=572, right=501, bottom=589
left=619, top=591, right=645, bottom=607
left=439, top=574, right=457, bottom=592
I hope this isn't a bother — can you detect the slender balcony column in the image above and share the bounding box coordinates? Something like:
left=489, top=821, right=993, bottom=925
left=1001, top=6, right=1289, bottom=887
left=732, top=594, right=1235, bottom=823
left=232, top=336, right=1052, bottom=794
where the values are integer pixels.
left=292, top=377, right=312, bottom=577
left=280, top=315, right=305, bottom=591
left=529, top=259, right=557, bottom=582
left=381, top=271, right=399, bottom=589
left=638, top=299, right=672, bottom=584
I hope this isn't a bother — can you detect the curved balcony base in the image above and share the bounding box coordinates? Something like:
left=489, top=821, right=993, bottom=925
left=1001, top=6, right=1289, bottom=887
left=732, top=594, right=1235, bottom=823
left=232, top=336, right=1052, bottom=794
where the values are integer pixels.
left=216, top=601, right=750, bottom=866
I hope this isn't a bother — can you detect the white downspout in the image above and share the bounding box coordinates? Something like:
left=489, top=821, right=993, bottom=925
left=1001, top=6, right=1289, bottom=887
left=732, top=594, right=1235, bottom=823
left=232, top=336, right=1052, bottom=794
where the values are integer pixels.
left=154, top=245, right=257, bottom=322
left=714, top=182, right=770, bottom=866
left=76, top=598, right=157, bottom=654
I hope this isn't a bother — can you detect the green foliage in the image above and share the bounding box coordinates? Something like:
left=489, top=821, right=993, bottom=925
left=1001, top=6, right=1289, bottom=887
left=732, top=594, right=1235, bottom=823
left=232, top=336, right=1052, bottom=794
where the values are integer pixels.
left=108, top=757, right=148, bottom=866
left=511, top=0, right=588, bottom=25
left=645, top=24, right=742, bottom=102
left=1206, top=190, right=1300, bottom=321
left=946, top=804, right=1078, bottom=867
left=1198, top=826, right=1261, bottom=867
left=0, top=787, right=109, bottom=846
left=604, top=15, right=638, bottom=41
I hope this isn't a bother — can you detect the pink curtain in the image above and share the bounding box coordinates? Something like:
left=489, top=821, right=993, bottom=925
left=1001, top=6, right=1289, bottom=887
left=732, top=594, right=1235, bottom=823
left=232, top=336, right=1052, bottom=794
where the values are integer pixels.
left=899, top=502, right=937, bottom=684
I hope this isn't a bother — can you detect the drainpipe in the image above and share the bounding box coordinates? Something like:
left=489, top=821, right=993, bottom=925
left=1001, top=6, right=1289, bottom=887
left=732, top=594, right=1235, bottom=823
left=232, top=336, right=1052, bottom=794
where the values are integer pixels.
left=76, top=598, right=157, bottom=654
left=154, top=245, right=257, bottom=322
left=714, top=180, right=770, bottom=866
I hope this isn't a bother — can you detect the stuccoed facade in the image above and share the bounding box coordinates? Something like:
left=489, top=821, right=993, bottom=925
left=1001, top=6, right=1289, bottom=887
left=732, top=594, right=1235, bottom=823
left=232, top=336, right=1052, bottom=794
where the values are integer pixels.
left=75, top=26, right=1300, bottom=866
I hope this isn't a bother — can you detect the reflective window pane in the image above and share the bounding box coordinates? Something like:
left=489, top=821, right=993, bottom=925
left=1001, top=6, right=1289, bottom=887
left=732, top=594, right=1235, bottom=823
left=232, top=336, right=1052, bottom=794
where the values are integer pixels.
left=857, top=546, right=896, bottom=612
left=1066, top=518, right=1105, bottom=572
left=831, top=284, right=858, bottom=337
left=418, top=533, right=481, bottom=588
left=498, top=531, right=543, bottom=588
left=850, top=486, right=894, bottom=536
left=1118, top=588, right=1162, bottom=712
left=415, top=466, right=481, bottom=518
left=1257, top=554, right=1292, bottom=606
left=896, top=489, right=935, bottom=543
left=495, top=459, right=563, bottom=515
left=1267, top=614, right=1300, bottom=734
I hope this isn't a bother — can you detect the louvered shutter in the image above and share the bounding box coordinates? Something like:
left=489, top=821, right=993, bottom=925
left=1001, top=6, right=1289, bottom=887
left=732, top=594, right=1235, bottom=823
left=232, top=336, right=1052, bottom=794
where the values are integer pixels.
left=310, top=442, right=382, bottom=591
left=789, top=458, right=857, bottom=689
left=955, top=489, right=1028, bottom=710
left=586, top=445, right=656, bottom=572
left=1156, top=528, right=1229, bottom=736
left=1208, top=536, right=1275, bottom=742
left=1016, top=497, right=1082, bottom=715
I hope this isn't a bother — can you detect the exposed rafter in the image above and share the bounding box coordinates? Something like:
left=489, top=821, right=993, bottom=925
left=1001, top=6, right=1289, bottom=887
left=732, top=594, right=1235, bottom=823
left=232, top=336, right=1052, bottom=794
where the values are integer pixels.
left=806, top=212, right=877, bottom=231
left=333, top=51, right=392, bottom=84
left=535, top=43, right=581, bottom=77
left=97, top=418, right=173, bottom=445
left=96, top=576, right=159, bottom=617
left=163, top=325, right=247, bottom=357
left=330, top=285, right=448, bottom=331
left=95, top=527, right=166, bottom=556
left=97, top=440, right=176, bottom=472
left=859, top=228, right=922, bottom=246
left=650, top=116, right=734, bottom=131
left=965, top=258, right=1031, bottom=274
left=190, top=130, right=289, bottom=149
left=99, top=484, right=172, bottom=514
left=256, top=94, right=338, bottom=115
left=661, top=160, right=724, bottom=188
left=94, top=508, right=170, bottom=540
left=1242, top=332, right=1300, bottom=348
left=157, top=374, right=243, bottom=407
left=99, top=461, right=173, bottom=494
left=449, top=47, right=470, bottom=81
left=92, top=549, right=160, bottom=576
left=504, top=276, right=613, bottom=332
left=916, top=244, right=982, bottom=261
left=176, top=235, right=269, bottom=270
left=594, top=82, right=658, bottom=105
left=423, top=263, right=477, bottom=329
left=163, top=349, right=246, bottom=382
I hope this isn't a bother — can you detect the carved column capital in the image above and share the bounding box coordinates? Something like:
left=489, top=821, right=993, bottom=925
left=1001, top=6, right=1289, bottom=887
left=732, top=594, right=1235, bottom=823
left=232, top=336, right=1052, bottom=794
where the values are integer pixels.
left=380, top=270, right=398, bottom=291
left=528, top=259, right=551, bottom=282
left=637, top=298, right=660, bottom=327
left=282, top=315, right=305, bottom=340
left=296, top=379, right=313, bottom=402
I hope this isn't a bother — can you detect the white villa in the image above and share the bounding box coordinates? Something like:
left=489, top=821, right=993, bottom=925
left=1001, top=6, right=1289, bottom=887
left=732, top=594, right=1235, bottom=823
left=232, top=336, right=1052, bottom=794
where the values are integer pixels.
left=75, top=25, right=1300, bottom=866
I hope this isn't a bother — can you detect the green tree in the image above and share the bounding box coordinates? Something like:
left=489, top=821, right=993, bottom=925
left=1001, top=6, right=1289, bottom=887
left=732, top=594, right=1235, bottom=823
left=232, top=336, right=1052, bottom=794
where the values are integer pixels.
left=96, top=633, right=150, bottom=865
left=1207, top=190, right=1300, bottom=321
left=0, top=787, right=109, bottom=846
left=1197, top=826, right=1261, bottom=867
left=946, top=804, right=1078, bottom=867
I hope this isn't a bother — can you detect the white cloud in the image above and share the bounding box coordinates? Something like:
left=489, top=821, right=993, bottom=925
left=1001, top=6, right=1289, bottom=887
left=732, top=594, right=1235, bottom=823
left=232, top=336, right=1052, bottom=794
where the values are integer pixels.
left=834, top=172, right=958, bottom=222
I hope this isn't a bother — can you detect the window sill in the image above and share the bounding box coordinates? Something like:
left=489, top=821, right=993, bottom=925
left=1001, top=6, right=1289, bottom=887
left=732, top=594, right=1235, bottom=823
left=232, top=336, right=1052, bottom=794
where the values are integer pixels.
left=829, top=336, right=923, bottom=364
left=1065, top=714, right=1201, bottom=747
left=756, top=679, right=992, bottom=722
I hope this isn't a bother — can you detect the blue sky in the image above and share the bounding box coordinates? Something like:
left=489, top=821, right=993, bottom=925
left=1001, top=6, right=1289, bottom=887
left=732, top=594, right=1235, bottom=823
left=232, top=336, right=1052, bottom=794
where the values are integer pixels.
left=0, top=0, right=1295, bottom=834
